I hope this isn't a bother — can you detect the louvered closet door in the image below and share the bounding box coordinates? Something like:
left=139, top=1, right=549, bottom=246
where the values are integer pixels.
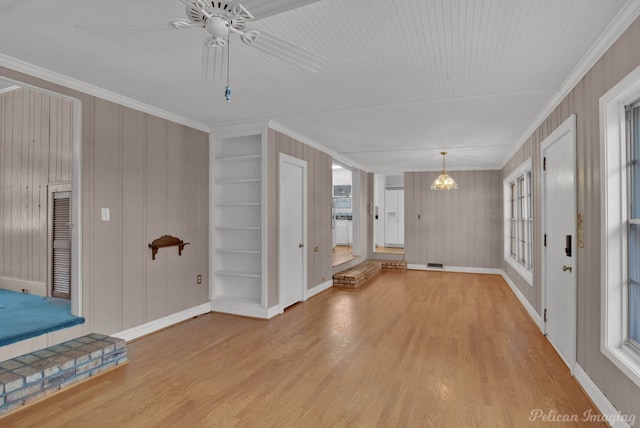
left=52, top=191, right=71, bottom=299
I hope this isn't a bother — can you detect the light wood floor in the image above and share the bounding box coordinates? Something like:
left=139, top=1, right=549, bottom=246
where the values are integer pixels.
left=2, top=271, right=605, bottom=427
left=332, top=245, right=354, bottom=266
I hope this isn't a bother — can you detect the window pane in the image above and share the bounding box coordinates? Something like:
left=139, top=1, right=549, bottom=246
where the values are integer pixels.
left=632, top=106, right=640, bottom=219
left=630, top=281, right=640, bottom=343
left=631, top=173, right=640, bottom=343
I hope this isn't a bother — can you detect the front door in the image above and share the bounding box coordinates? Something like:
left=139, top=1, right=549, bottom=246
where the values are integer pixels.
left=542, top=115, right=577, bottom=371
left=279, top=154, right=307, bottom=310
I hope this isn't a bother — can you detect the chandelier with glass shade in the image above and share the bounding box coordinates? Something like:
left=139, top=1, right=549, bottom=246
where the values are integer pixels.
left=431, top=152, right=458, bottom=190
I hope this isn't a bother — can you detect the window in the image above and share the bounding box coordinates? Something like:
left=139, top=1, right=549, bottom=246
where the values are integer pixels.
left=601, top=65, right=640, bottom=386
left=504, top=159, right=533, bottom=284
left=628, top=102, right=640, bottom=349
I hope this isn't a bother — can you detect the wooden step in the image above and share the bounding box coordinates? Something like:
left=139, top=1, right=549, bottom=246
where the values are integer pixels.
left=333, top=259, right=406, bottom=289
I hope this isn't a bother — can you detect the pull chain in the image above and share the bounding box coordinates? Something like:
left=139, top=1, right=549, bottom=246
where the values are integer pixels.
left=224, top=30, right=231, bottom=103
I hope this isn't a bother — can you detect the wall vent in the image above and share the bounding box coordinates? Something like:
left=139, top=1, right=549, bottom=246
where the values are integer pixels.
left=427, top=262, right=444, bottom=268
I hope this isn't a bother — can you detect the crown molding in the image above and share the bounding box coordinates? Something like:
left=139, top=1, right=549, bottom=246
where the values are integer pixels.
left=501, top=0, right=640, bottom=169
left=267, top=120, right=370, bottom=172
left=0, top=54, right=211, bottom=133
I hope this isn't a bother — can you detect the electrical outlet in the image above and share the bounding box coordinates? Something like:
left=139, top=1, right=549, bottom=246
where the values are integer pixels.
left=197, top=274, right=202, bottom=285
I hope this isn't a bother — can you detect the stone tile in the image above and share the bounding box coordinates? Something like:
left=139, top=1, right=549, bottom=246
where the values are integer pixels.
left=0, top=372, right=24, bottom=393
left=33, top=349, right=56, bottom=359
left=103, top=349, right=127, bottom=364
left=1, top=333, right=128, bottom=416
left=93, top=341, right=115, bottom=354
left=63, top=340, right=83, bottom=349
left=78, top=344, right=103, bottom=360
left=6, top=382, right=43, bottom=402
left=48, top=355, right=76, bottom=371
left=61, top=349, right=90, bottom=365
left=103, top=336, right=127, bottom=349
left=88, top=333, right=109, bottom=341
left=13, top=366, right=43, bottom=384
left=43, top=370, right=75, bottom=389
left=76, top=359, right=102, bottom=375
left=60, top=372, right=89, bottom=389
left=0, top=360, right=24, bottom=371
left=15, top=354, right=40, bottom=365
left=48, top=345, right=71, bottom=354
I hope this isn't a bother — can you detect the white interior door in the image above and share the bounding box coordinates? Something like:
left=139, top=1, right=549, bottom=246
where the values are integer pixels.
left=279, top=154, right=307, bottom=311
left=542, top=115, right=577, bottom=371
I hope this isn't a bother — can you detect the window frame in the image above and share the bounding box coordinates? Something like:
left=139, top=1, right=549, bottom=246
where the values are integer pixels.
left=600, top=64, right=640, bottom=388
left=503, top=158, right=533, bottom=285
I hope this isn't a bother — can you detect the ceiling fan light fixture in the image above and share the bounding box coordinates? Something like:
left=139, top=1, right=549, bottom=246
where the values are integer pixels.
left=431, top=152, right=458, bottom=190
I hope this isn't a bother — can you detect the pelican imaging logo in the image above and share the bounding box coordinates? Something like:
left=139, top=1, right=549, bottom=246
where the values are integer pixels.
left=529, top=409, right=636, bottom=425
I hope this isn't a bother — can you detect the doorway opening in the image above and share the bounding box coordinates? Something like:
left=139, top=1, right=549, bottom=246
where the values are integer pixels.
left=0, top=76, right=83, bottom=345
left=332, top=161, right=355, bottom=267
left=373, top=174, right=405, bottom=255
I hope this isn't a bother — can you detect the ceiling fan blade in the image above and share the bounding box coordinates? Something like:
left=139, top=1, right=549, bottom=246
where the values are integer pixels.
left=76, top=20, right=175, bottom=36
left=0, top=0, right=40, bottom=17
left=249, top=31, right=327, bottom=72
left=239, top=0, right=323, bottom=20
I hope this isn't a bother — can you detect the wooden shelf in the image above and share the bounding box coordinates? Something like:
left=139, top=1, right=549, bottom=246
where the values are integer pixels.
left=216, top=226, right=260, bottom=231
left=215, top=248, right=260, bottom=254
left=216, top=202, right=260, bottom=207
left=216, top=178, right=260, bottom=185
left=213, top=133, right=264, bottom=317
left=216, top=154, right=261, bottom=163
left=215, top=270, right=261, bottom=278
left=148, top=235, right=189, bottom=260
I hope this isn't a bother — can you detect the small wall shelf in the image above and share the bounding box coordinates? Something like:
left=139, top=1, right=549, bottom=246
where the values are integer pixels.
left=148, top=235, right=190, bottom=260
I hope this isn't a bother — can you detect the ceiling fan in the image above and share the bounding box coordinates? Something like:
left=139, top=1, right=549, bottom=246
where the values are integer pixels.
left=74, top=0, right=327, bottom=103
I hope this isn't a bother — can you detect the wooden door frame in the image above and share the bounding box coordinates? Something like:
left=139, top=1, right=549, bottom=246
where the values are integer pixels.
left=540, top=114, right=577, bottom=373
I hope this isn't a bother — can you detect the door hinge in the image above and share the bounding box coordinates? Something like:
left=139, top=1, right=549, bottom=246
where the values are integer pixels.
left=544, top=234, right=547, bottom=247
left=543, top=157, right=547, bottom=171
left=544, top=308, right=547, bottom=323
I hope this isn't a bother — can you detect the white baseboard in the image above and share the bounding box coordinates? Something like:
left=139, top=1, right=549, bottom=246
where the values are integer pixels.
left=500, top=272, right=543, bottom=331
left=305, top=280, right=333, bottom=300
left=114, top=303, right=211, bottom=342
left=407, top=264, right=503, bottom=275
left=0, top=277, right=46, bottom=296
left=574, top=364, right=635, bottom=427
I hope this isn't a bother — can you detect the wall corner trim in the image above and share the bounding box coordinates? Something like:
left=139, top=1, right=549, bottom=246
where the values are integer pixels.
left=113, top=303, right=211, bottom=342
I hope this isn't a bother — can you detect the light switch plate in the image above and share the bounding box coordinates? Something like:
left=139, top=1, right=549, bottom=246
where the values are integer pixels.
left=101, top=208, right=110, bottom=221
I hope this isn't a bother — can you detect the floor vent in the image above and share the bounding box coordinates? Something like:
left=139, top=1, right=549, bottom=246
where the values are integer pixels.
left=427, top=263, right=444, bottom=268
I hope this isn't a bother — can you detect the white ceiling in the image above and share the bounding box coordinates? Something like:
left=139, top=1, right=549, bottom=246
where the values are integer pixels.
left=0, top=0, right=635, bottom=173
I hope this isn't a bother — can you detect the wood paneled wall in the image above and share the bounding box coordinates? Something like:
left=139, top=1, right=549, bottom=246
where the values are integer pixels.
left=266, top=129, right=333, bottom=306
left=0, top=67, right=210, bottom=339
left=404, top=170, right=502, bottom=268
left=501, top=15, right=640, bottom=420
left=0, top=87, right=73, bottom=292
left=88, top=99, right=209, bottom=333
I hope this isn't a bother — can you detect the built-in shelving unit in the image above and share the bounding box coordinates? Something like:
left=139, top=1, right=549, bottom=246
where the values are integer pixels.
left=211, top=132, right=268, bottom=318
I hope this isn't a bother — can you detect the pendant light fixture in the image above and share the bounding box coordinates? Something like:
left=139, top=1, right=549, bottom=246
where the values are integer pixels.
left=431, top=152, right=458, bottom=190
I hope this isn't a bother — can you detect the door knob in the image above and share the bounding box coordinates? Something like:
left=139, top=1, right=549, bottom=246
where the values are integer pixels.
left=299, top=243, right=304, bottom=248
left=562, top=265, right=572, bottom=272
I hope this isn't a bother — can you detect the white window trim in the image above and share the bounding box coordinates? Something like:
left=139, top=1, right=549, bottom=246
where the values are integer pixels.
left=503, top=158, right=533, bottom=286
left=600, top=63, right=640, bottom=388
